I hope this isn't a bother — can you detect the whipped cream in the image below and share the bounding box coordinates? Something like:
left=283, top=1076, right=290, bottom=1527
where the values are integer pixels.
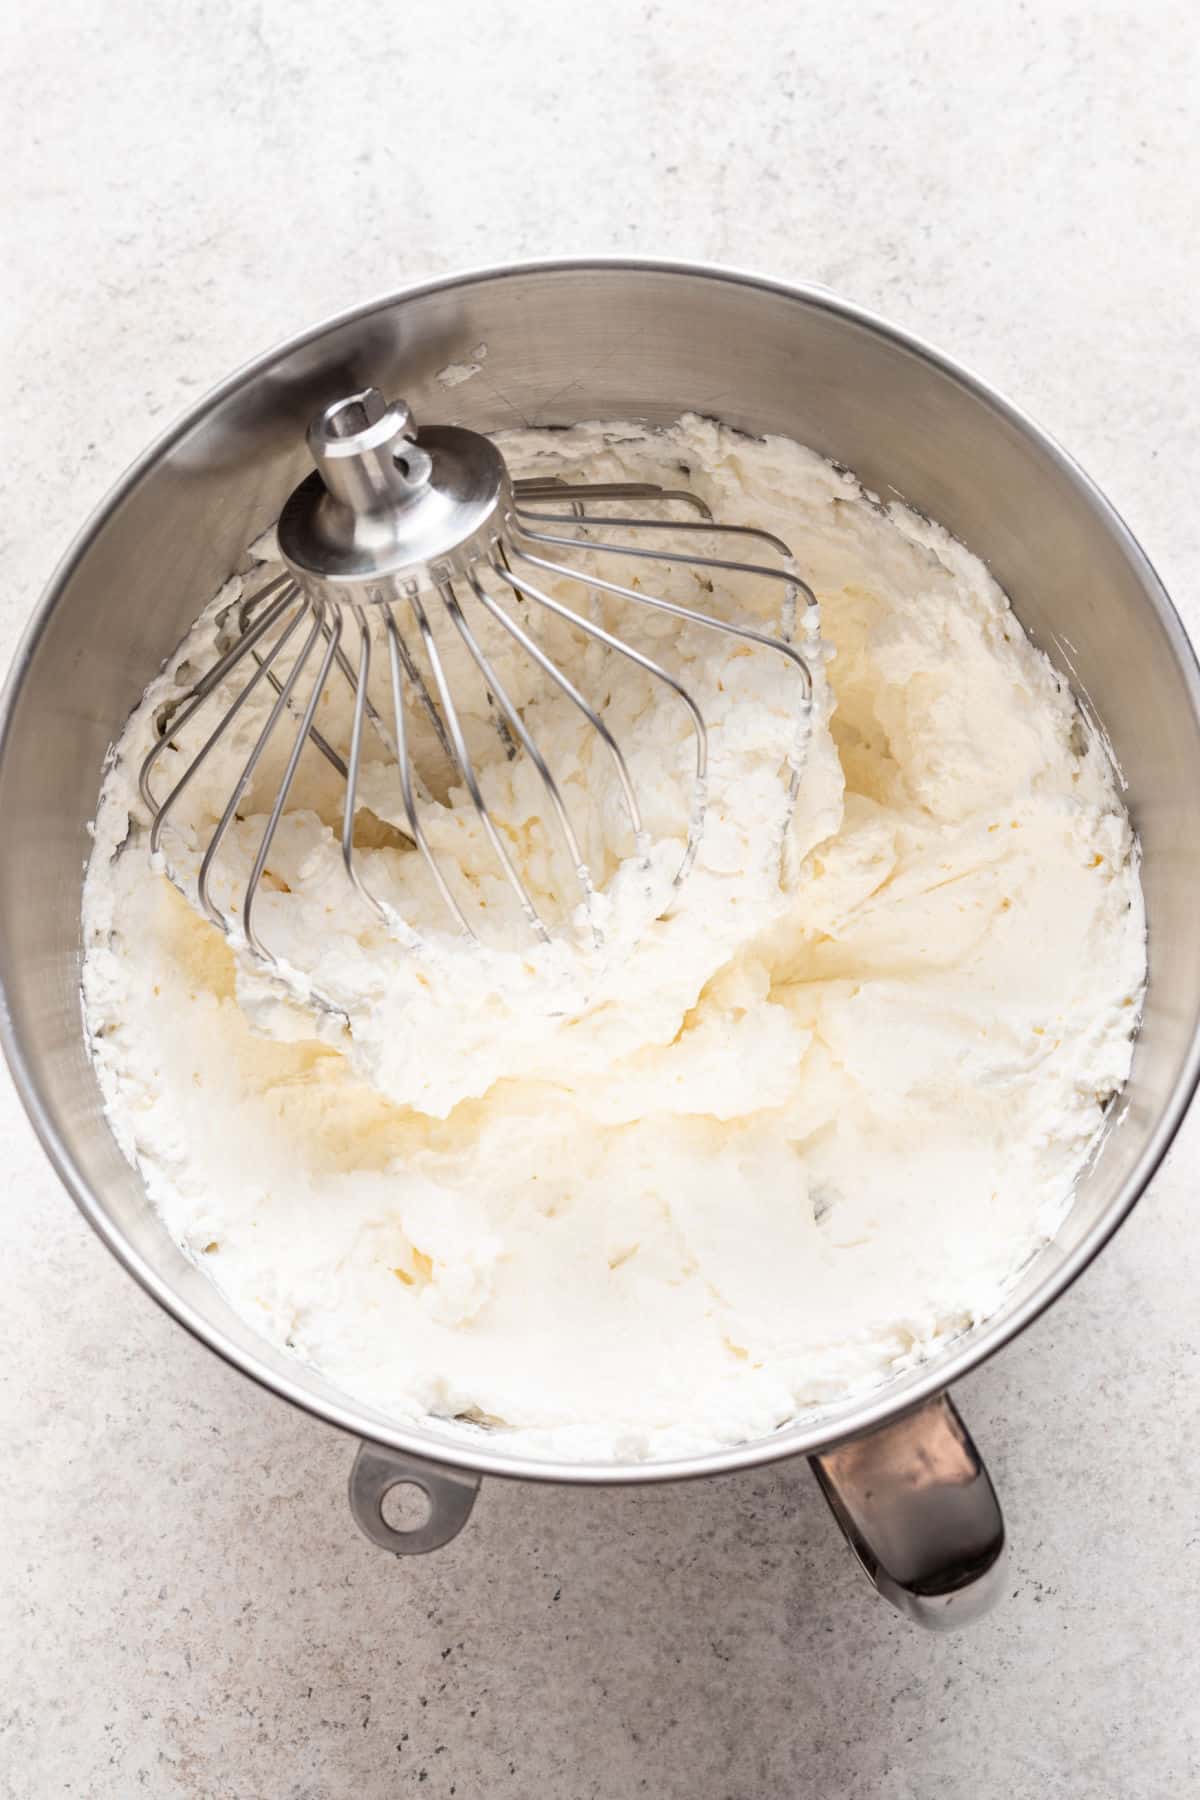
left=82, top=417, right=1146, bottom=1461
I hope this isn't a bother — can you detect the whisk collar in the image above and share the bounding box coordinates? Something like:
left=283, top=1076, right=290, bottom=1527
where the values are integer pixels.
left=278, top=388, right=510, bottom=605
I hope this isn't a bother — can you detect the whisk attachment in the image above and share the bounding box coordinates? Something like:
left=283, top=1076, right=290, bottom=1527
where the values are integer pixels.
left=139, top=389, right=815, bottom=975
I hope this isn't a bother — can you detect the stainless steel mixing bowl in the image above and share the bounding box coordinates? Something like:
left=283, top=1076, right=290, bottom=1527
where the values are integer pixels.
left=4, top=260, right=1198, bottom=1629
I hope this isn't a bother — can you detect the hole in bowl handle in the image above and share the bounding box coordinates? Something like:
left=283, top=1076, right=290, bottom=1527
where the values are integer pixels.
left=810, top=1391, right=1006, bottom=1630
left=348, top=1442, right=480, bottom=1556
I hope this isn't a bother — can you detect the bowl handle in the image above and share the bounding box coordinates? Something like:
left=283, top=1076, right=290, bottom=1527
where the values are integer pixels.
left=348, top=1441, right=480, bottom=1555
left=809, top=1391, right=1006, bottom=1629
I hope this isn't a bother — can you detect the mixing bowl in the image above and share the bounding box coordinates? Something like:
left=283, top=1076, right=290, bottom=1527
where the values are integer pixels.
left=4, top=260, right=1197, bottom=1629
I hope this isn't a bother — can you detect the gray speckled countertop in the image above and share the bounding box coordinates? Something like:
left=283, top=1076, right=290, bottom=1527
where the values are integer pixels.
left=3, top=3, right=1199, bottom=1794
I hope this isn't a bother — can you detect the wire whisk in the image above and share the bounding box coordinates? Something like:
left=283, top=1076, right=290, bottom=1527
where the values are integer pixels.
left=140, top=389, right=814, bottom=973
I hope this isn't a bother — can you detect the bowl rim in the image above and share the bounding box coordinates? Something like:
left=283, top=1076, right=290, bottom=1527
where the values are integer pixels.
left=4, top=254, right=1199, bottom=1485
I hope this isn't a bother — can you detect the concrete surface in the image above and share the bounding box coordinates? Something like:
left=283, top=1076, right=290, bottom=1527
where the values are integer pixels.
left=3, top=1, right=1199, bottom=1795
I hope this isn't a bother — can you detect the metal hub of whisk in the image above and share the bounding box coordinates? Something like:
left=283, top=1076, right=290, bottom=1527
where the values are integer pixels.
left=140, top=389, right=814, bottom=971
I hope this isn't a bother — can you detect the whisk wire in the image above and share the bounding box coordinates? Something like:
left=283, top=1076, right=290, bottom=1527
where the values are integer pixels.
left=341, top=610, right=381, bottom=918
left=442, top=579, right=596, bottom=929
left=514, top=481, right=713, bottom=520
left=468, top=562, right=650, bottom=851
left=146, top=596, right=309, bottom=859
left=512, top=520, right=815, bottom=612
left=490, top=559, right=713, bottom=886
left=139, top=576, right=298, bottom=819
left=197, top=606, right=328, bottom=937
left=382, top=611, right=474, bottom=939
left=241, top=611, right=345, bottom=962
left=508, top=540, right=814, bottom=699
left=409, top=585, right=550, bottom=943
left=514, top=509, right=794, bottom=562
